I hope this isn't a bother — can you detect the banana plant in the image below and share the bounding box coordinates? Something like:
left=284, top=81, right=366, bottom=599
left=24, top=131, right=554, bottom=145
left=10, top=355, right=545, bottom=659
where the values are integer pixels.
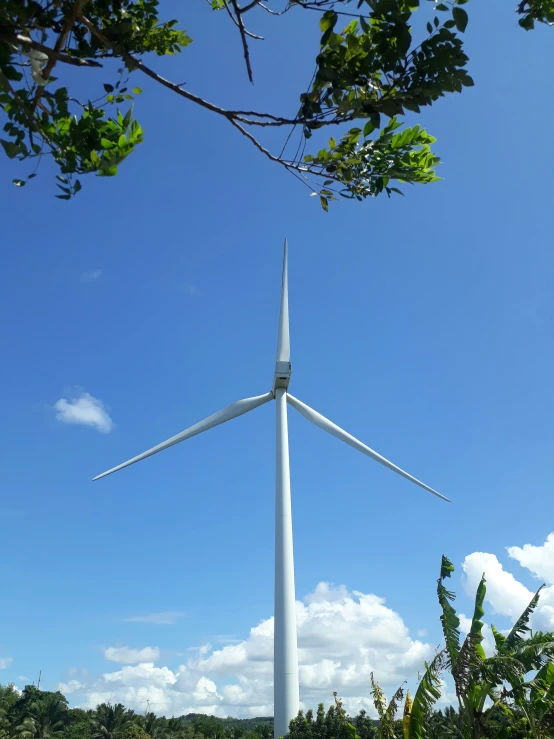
left=401, top=653, right=445, bottom=739
left=369, top=673, right=405, bottom=739
left=436, top=556, right=554, bottom=739
left=499, top=660, right=554, bottom=738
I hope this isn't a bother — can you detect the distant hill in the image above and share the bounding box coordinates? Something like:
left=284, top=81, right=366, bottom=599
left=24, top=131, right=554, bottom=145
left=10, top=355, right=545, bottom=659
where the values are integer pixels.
left=178, top=713, right=379, bottom=731
left=180, top=714, right=274, bottom=731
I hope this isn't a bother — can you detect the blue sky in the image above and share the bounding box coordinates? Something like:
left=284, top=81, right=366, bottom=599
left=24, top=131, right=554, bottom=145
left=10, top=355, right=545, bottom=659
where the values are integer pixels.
left=1, top=0, right=554, bottom=719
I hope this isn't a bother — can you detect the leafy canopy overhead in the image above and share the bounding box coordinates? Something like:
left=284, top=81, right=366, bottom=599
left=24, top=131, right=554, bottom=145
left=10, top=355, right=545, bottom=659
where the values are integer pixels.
left=0, top=0, right=551, bottom=206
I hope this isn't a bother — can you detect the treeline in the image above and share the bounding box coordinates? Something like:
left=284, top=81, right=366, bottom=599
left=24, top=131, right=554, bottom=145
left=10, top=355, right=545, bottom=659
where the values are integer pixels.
left=0, top=687, right=275, bottom=739
left=0, top=683, right=531, bottom=739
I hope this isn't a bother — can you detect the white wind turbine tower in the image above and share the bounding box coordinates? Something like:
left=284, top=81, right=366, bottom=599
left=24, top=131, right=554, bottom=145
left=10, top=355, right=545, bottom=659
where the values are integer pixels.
left=93, top=241, right=449, bottom=739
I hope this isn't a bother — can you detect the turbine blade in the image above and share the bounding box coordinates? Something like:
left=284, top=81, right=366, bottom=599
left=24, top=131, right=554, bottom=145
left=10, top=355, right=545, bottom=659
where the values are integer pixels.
left=287, top=394, right=449, bottom=502
left=93, top=392, right=274, bottom=481
left=276, top=239, right=290, bottom=363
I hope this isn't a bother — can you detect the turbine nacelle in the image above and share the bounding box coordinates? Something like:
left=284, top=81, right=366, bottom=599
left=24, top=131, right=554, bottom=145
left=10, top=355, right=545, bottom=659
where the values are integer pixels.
left=273, top=360, right=292, bottom=392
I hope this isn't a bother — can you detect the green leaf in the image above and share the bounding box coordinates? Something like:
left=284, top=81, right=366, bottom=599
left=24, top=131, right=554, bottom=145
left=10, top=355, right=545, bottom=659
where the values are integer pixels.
left=118, top=134, right=127, bottom=148
left=426, top=21, right=433, bottom=33
left=74, top=179, right=82, bottom=194
left=99, top=165, right=118, bottom=177
left=100, top=138, right=115, bottom=149
left=504, top=586, right=544, bottom=652
left=437, top=556, right=461, bottom=669
left=452, top=7, right=469, bottom=32
left=320, top=11, right=338, bottom=33
left=12, top=179, right=25, bottom=187
left=55, top=194, right=71, bottom=200
left=104, top=83, right=115, bottom=93
left=491, top=624, right=506, bottom=652
left=440, top=556, right=455, bottom=580
left=363, top=121, right=375, bottom=137
left=320, top=195, right=329, bottom=212
left=123, top=107, right=133, bottom=129
left=408, top=653, right=444, bottom=739
left=469, top=574, right=487, bottom=660
left=56, top=175, right=68, bottom=184
left=1, top=139, right=20, bottom=159
left=132, top=87, right=143, bottom=94
left=519, top=15, right=534, bottom=30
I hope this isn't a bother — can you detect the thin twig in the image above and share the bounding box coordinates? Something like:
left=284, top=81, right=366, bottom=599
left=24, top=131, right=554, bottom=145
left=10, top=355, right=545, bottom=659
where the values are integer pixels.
left=258, top=3, right=289, bottom=15
left=240, top=0, right=264, bottom=12
left=222, top=0, right=264, bottom=38
left=229, top=0, right=255, bottom=82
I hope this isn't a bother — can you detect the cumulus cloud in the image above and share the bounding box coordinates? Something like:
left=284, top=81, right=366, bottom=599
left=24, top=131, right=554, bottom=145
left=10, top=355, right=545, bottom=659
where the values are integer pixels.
left=508, top=533, right=554, bottom=585
left=54, top=391, right=113, bottom=434
left=462, top=535, right=554, bottom=633
left=58, top=680, right=84, bottom=695
left=67, top=583, right=433, bottom=718
left=60, top=534, right=554, bottom=719
left=0, top=657, right=12, bottom=669
left=104, top=647, right=160, bottom=664
left=81, top=269, right=102, bottom=282
left=122, top=612, right=185, bottom=625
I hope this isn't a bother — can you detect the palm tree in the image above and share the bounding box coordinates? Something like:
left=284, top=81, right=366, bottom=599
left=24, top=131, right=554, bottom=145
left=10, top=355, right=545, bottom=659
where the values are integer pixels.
left=137, top=712, right=168, bottom=739
left=15, top=694, right=68, bottom=739
left=91, top=704, right=136, bottom=739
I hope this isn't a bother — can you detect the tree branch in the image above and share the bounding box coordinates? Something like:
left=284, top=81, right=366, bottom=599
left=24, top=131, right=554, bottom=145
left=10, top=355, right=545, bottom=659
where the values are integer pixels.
left=31, top=0, right=90, bottom=113
left=0, top=30, right=103, bottom=68
left=228, top=0, right=255, bottom=82
left=41, top=0, right=90, bottom=82
left=78, top=14, right=305, bottom=126
left=222, top=1, right=264, bottom=38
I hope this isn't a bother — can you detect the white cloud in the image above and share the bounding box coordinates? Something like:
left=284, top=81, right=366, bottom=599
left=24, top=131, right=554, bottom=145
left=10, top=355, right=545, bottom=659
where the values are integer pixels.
left=54, top=391, right=113, bottom=434
left=61, top=534, right=554, bottom=719
left=104, top=647, right=160, bottom=664
left=67, top=583, right=433, bottom=718
left=462, top=536, right=554, bottom=633
left=507, top=533, right=554, bottom=585
left=123, top=612, right=185, bottom=625
left=81, top=269, right=102, bottom=282
left=0, top=657, right=12, bottom=669
left=58, top=680, right=84, bottom=695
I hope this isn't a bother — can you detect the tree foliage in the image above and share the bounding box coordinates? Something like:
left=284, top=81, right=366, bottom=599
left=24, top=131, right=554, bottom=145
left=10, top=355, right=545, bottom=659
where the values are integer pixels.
left=0, top=0, right=549, bottom=205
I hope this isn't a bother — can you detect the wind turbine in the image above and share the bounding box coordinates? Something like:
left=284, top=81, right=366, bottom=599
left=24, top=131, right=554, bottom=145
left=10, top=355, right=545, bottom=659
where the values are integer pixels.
left=93, top=241, right=449, bottom=739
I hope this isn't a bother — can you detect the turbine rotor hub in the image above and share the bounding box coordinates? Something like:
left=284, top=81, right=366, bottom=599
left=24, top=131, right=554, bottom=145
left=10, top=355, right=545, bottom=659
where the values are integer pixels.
left=273, top=360, right=291, bottom=391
